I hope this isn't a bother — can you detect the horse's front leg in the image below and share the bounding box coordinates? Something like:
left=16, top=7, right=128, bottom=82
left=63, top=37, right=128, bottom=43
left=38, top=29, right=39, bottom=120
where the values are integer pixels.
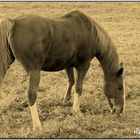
left=63, top=67, right=75, bottom=102
left=73, top=62, right=90, bottom=113
left=28, top=70, right=42, bottom=131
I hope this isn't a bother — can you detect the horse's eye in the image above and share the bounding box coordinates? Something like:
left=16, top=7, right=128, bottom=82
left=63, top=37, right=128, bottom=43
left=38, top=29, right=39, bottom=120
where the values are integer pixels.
left=118, top=87, right=123, bottom=90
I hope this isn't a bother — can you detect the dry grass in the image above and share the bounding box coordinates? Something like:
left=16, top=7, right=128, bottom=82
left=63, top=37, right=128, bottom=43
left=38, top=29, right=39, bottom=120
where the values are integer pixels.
left=0, top=2, right=140, bottom=138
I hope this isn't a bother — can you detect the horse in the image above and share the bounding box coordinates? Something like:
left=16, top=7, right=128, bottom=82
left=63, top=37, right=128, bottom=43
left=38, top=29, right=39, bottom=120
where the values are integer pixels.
left=0, top=11, right=125, bottom=131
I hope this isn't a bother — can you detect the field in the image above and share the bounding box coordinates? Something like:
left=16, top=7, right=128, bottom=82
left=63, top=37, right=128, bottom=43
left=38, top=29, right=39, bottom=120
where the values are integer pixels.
left=0, top=2, right=140, bottom=138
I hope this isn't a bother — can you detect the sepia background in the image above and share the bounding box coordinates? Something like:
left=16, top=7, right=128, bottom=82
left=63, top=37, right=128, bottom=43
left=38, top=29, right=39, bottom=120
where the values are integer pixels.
left=0, top=2, right=139, bottom=138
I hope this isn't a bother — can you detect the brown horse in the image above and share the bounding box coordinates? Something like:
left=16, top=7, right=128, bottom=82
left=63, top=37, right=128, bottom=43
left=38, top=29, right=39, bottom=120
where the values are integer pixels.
left=0, top=11, right=125, bottom=131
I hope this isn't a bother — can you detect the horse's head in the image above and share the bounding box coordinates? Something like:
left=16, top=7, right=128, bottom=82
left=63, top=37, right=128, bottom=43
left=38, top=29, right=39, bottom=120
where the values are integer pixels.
left=104, top=64, right=125, bottom=115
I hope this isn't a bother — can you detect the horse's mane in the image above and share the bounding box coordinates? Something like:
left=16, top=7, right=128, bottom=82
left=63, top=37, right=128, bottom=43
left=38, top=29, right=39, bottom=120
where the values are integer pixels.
left=0, top=19, right=13, bottom=84
left=94, top=21, right=119, bottom=76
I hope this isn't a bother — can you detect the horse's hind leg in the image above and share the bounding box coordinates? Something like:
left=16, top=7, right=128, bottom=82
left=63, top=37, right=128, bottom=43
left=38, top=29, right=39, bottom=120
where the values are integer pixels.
left=73, top=63, right=90, bottom=113
left=64, top=67, right=75, bottom=102
left=28, top=70, right=42, bottom=131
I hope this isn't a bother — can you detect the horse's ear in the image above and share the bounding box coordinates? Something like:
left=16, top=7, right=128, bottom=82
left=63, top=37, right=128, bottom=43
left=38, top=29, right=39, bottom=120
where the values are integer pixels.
left=116, top=67, right=124, bottom=77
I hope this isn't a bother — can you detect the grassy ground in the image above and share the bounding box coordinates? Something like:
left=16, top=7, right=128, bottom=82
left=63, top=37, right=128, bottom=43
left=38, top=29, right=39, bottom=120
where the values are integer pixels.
left=0, top=2, right=139, bottom=138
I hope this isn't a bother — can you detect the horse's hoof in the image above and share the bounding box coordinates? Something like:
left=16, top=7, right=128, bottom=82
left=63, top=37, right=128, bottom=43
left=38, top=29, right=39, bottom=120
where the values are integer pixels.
left=62, top=97, right=72, bottom=106
left=33, top=125, right=42, bottom=132
left=64, top=96, right=71, bottom=102
left=72, top=108, right=81, bottom=115
left=72, top=110, right=83, bottom=118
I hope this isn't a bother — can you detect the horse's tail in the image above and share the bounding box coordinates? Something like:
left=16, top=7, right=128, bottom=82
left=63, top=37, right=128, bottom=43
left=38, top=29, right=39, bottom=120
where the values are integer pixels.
left=0, top=18, right=15, bottom=85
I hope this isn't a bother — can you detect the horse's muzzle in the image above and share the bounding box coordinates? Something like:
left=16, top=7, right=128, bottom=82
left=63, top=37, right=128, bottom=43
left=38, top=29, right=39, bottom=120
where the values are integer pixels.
left=108, top=97, right=125, bottom=116
left=112, top=105, right=124, bottom=116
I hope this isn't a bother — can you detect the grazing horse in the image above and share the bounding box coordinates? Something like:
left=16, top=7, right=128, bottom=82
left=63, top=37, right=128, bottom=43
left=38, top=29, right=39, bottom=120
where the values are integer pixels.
left=0, top=11, right=125, bottom=131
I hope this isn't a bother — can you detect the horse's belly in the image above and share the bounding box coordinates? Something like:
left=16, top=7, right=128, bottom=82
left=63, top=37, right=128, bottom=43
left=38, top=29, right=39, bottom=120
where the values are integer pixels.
left=41, top=57, right=72, bottom=72
left=41, top=65, right=66, bottom=72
